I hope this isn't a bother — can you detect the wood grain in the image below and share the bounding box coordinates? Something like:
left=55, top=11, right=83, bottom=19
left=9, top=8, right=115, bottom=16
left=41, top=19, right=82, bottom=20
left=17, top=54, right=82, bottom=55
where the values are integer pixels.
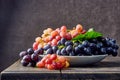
left=1, top=56, right=120, bottom=80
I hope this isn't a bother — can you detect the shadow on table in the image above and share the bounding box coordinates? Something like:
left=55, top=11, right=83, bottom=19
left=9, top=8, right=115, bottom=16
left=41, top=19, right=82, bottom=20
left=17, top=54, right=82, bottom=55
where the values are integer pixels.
left=70, top=61, right=120, bottom=68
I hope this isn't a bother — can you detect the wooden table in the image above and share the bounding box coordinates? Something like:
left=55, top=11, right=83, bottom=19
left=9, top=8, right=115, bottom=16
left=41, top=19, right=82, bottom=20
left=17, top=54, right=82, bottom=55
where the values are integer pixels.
left=1, top=57, right=120, bottom=80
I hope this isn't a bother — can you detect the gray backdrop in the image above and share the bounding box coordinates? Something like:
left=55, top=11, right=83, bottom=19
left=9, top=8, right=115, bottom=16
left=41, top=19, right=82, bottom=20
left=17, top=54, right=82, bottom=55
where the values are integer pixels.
left=0, top=0, right=120, bottom=72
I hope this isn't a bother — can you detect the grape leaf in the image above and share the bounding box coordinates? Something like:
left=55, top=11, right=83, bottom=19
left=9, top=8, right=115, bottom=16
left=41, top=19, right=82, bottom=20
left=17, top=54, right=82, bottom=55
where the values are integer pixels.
left=72, top=28, right=103, bottom=41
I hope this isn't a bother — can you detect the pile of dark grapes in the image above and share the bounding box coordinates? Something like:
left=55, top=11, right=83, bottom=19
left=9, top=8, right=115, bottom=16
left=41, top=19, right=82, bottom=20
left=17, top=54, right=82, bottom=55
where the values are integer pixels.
left=43, top=37, right=119, bottom=56
left=19, top=37, right=119, bottom=66
left=19, top=48, right=43, bottom=66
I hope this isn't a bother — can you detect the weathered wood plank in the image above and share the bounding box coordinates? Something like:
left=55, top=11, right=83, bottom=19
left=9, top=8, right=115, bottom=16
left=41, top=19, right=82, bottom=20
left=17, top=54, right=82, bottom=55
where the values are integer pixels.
left=1, top=57, right=120, bottom=80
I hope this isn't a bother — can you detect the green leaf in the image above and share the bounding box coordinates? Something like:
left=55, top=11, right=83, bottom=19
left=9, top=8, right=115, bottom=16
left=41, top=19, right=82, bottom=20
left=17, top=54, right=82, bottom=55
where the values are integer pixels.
left=72, top=28, right=103, bottom=41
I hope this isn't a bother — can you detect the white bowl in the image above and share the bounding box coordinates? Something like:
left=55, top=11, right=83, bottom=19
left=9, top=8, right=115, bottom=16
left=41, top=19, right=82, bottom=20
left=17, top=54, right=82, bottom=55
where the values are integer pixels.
left=64, top=55, right=108, bottom=66
left=39, top=55, right=108, bottom=66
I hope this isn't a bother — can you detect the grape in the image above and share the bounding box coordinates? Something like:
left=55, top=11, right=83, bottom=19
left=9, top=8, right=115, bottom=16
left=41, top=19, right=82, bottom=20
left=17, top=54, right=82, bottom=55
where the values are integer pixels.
left=23, top=55, right=31, bottom=62
left=51, top=39, right=58, bottom=46
left=61, top=47, right=68, bottom=56
left=82, top=40, right=89, bottom=47
left=74, top=46, right=81, bottom=55
left=69, top=51, right=75, bottom=56
left=83, top=47, right=92, bottom=56
left=89, top=43, right=96, bottom=49
left=100, top=48, right=107, bottom=54
left=61, top=26, right=67, bottom=32
left=96, top=42, right=103, bottom=50
left=38, top=56, right=43, bottom=61
left=34, top=48, right=44, bottom=55
left=46, top=48, right=53, bottom=54
left=21, top=59, right=29, bottom=66
left=60, top=31, right=66, bottom=38
left=60, top=38, right=66, bottom=45
left=29, top=60, right=36, bottom=67
left=57, top=40, right=61, bottom=45
left=74, top=41, right=79, bottom=47
left=113, top=44, right=119, bottom=50
left=112, top=49, right=118, bottom=57
left=44, top=44, right=51, bottom=50
left=110, top=38, right=116, bottom=43
left=51, top=31, right=59, bottom=38
left=27, top=48, right=34, bottom=55
left=31, top=53, right=39, bottom=62
left=66, top=45, right=73, bottom=53
left=106, top=47, right=113, bottom=55
left=52, top=46, right=58, bottom=53
left=19, top=51, right=28, bottom=58
left=56, top=35, right=61, bottom=41
left=56, top=49, right=61, bottom=55
left=78, top=44, right=84, bottom=50
left=65, top=41, right=73, bottom=46
left=66, top=33, right=72, bottom=40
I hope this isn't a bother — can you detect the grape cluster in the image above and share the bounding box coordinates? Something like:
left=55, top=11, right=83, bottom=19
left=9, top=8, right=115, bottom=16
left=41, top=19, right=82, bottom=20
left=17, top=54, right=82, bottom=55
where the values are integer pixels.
left=42, top=37, right=119, bottom=56
left=19, top=48, right=43, bottom=67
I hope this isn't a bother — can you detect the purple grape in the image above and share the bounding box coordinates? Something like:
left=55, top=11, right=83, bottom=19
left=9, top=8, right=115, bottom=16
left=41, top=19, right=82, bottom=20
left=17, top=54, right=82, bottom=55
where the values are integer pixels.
left=21, top=59, right=29, bottom=66
left=43, top=44, right=51, bottom=51
left=52, top=46, right=58, bottom=53
left=34, top=48, right=44, bottom=55
left=19, top=51, right=27, bottom=58
left=23, top=55, right=31, bottom=62
left=46, top=48, right=53, bottom=54
left=27, top=48, right=34, bottom=55
left=31, top=54, right=39, bottom=62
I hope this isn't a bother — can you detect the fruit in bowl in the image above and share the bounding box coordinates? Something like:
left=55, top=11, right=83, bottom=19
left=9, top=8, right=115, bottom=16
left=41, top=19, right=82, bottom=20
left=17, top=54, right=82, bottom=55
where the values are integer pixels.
left=19, top=24, right=119, bottom=69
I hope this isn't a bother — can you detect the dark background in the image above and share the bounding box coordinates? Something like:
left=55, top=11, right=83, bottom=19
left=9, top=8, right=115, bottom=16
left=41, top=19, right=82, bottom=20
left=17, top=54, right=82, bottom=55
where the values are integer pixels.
left=0, top=0, right=120, bottom=72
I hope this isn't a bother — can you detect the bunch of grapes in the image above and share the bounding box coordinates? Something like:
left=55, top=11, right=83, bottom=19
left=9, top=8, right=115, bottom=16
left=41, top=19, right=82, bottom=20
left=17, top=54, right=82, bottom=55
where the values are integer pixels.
left=33, top=24, right=85, bottom=50
left=38, top=37, right=119, bottom=57
left=19, top=48, right=43, bottom=67
left=36, top=54, right=69, bottom=70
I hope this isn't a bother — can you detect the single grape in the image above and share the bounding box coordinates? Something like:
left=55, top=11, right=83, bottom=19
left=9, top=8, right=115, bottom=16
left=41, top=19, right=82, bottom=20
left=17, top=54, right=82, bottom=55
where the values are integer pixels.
left=89, top=43, right=96, bottom=49
left=69, top=51, right=75, bottom=56
left=61, top=26, right=67, bottom=32
left=65, top=41, right=73, bottom=46
left=61, top=47, right=68, bottom=56
left=46, top=48, right=53, bottom=54
left=31, top=53, right=39, bottom=62
left=57, top=40, right=61, bottom=45
left=34, top=48, right=44, bottom=55
left=21, top=59, right=29, bottom=66
left=52, top=46, right=58, bottom=53
left=74, top=41, right=79, bottom=47
left=106, top=47, right=113, bottom=55
left=100, top=48, right=107, bottom=54
left=74, top=46, right=81, bottom=55
left=110, top=38, right=116, bottom=43
left=112, top=49, right=118, bottom=57
left=27, top=48, right=34, bottom=55
left=43, top=44, right=51, bottom=51
left=66, top=45, right=73, bottom=53
left=29, top=60, right=36, bottom=67
left=22, top=55, right=31, bottom=62
left=82, top=40, right=89, bottom=47
left=56, top=49, right=61, bottom=55
left=83, top=47, right=92, bottom=56
left=113, top=44, right=119, bottom=50
left=60, top=31, right=67, bottom=38
left=19, top=51, right=28, bottom=58
left=78, top=44, right=84, bottom=50
left=96, top=42, right=103, bottom=50
left=66, top=33, right=72, bottom=40
left=60, top=38, right=66, bottom=45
